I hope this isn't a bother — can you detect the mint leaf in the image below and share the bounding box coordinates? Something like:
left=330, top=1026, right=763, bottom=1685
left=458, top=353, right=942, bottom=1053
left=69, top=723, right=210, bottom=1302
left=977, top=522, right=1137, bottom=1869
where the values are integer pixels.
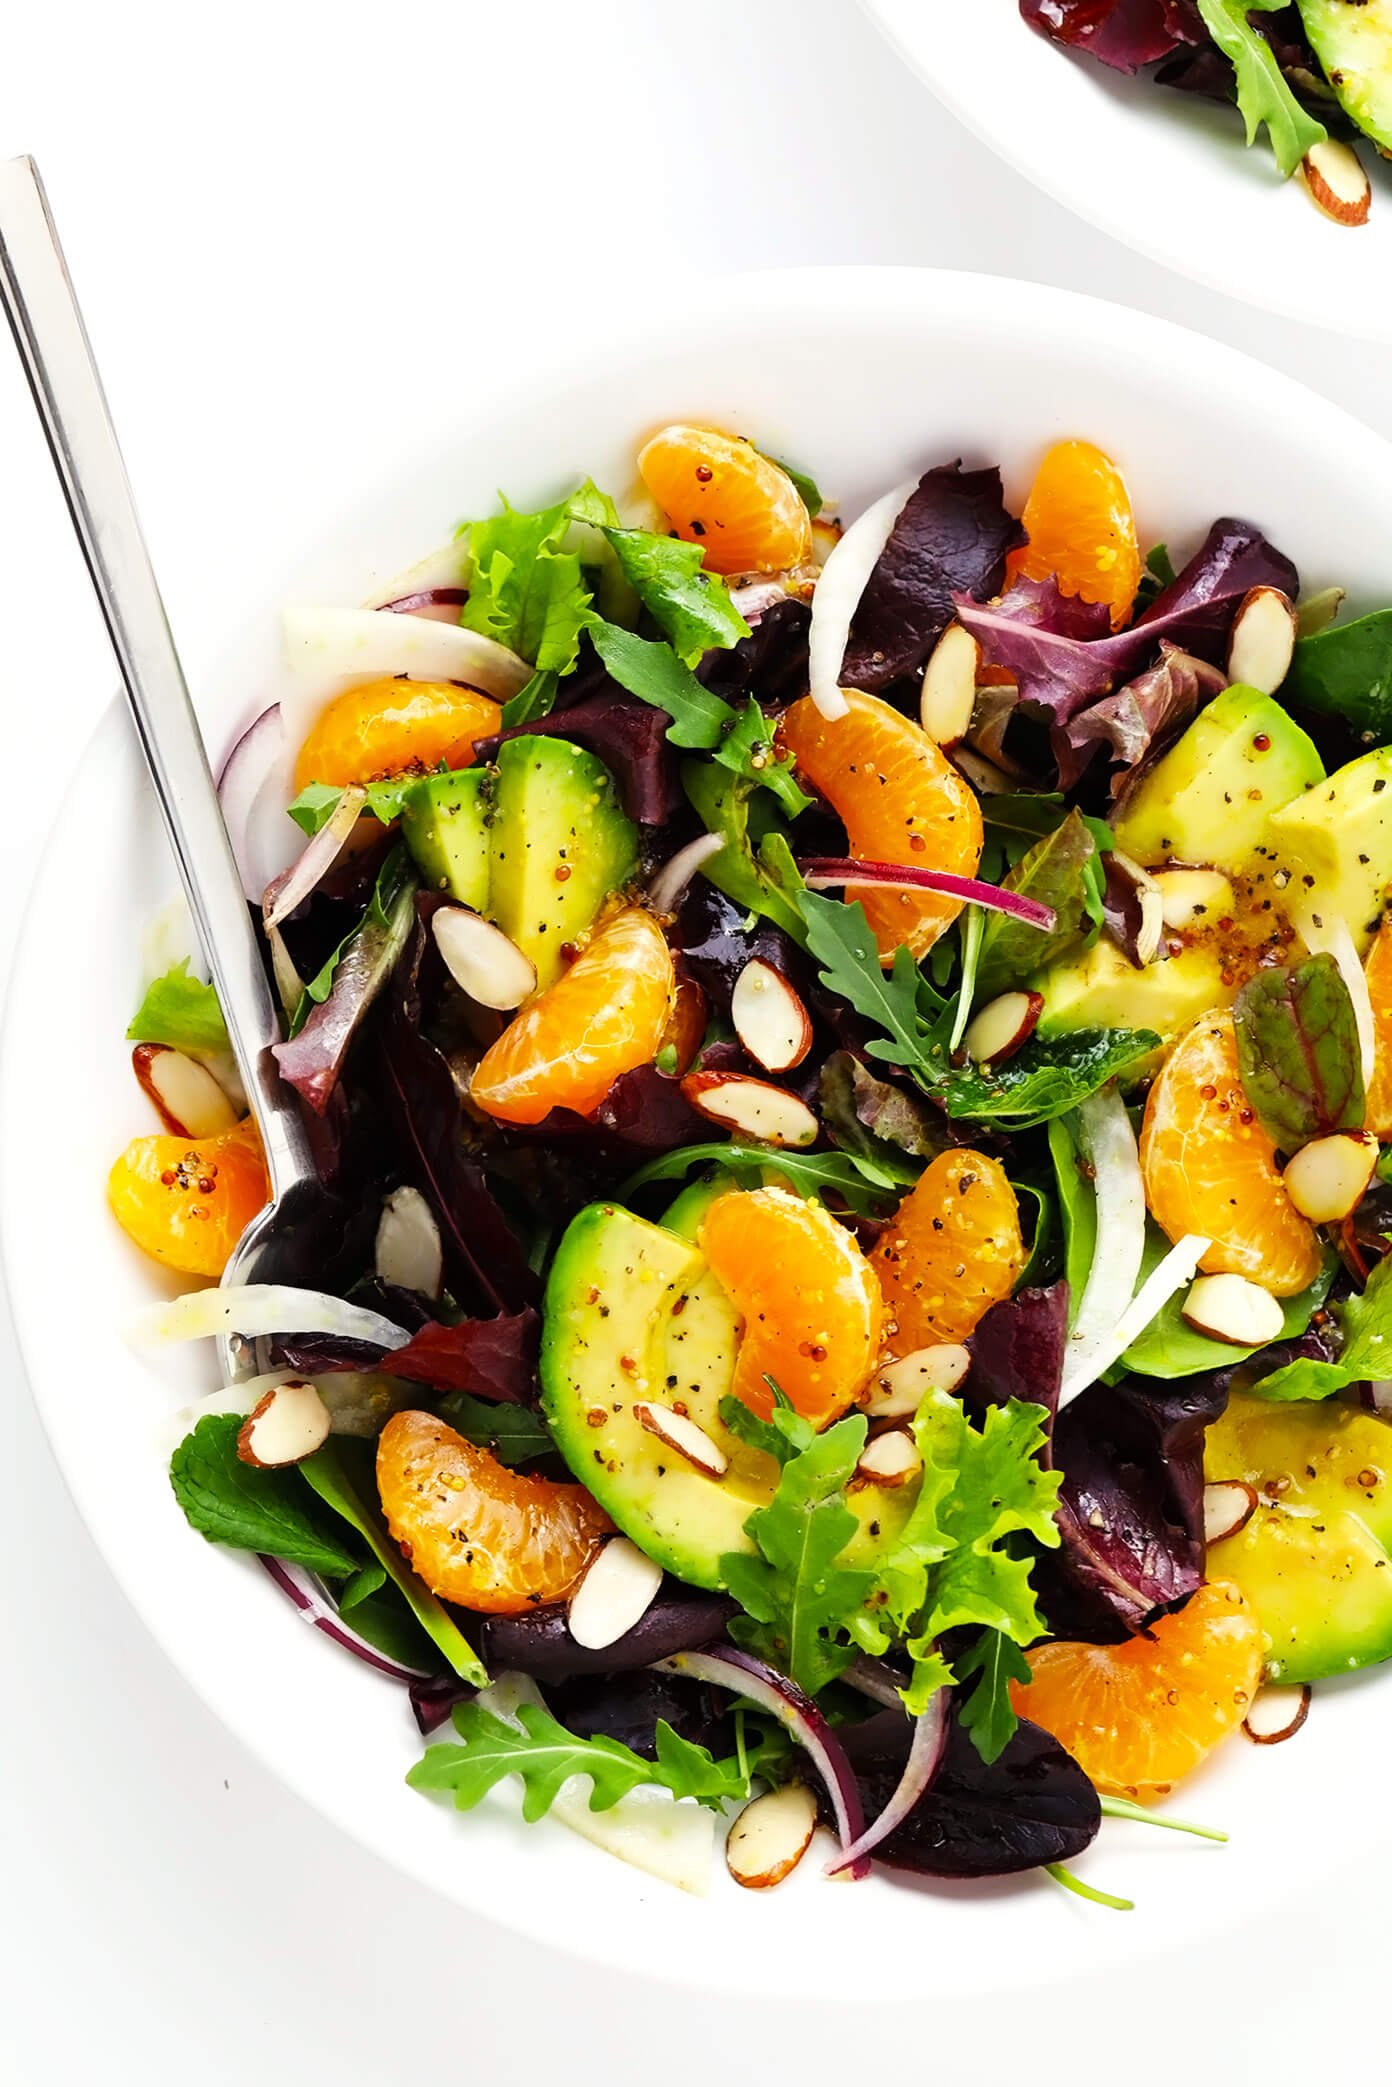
left=955, top=1627, right=1032, bottom=1765
left=720, top=1412, right=873, bottom=1695
left=409, top=1700, right=747, bottom=1817
left=1194, top=0, right=1327, bottom=176
left=621, top=1139, right=900, bottom=1218
left=170, top=1415, right=358, bottom=1578
left=975, top=808, right=1097, bottom=998
left=1234, top=953, right=1365, bottom=1152
left=600, top=528, right=750, bottom=665
left=301, top=1440, right=486, bottom=1686
left=460, top=499, right=592, bottom=674
left=435, top=1392, right=554, bottom=1467
left=128, top=959, right=229, bottom=1055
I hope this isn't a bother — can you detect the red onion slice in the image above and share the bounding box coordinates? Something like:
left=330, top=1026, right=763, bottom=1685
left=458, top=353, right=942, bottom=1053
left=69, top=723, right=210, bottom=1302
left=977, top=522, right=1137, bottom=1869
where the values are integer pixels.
left=825, top=1689, right=949, bottom=1876
left=217, top=703, right=295, bottom=901
left=377, top=585, right=469, bottom=621
left=654, top=1645, right=870, bottom=1878
left=798, top=856, right=1056, bottom=930
left=259, top=1555, right=430, bottom=1682
left=263, top=783, right=368, bottom=930
left=647, top=832, right=726, bottom=917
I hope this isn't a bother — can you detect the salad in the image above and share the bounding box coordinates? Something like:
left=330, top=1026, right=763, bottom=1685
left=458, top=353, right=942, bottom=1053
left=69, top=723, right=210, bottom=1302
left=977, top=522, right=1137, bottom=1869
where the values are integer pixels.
left=1023, top=1, right=1392, bottom=227
left=112, top=422, right=1392, bottom=1906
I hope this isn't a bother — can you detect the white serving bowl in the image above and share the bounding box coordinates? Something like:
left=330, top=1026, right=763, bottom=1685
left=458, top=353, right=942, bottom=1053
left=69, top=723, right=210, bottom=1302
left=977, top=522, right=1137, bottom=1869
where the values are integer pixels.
left=5, top=267, right=1390, bottom=1996
left=866, top=0, right=1392, bottom=339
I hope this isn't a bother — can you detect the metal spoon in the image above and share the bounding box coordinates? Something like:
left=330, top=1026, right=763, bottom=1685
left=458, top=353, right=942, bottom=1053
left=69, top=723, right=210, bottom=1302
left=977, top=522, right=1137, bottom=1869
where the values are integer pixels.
left=0, top=156, right=340, bottom=1372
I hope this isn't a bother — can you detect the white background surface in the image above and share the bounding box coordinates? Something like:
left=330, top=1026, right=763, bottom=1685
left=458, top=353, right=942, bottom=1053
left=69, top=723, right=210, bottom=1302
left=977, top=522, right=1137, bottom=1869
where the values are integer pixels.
left=1, top=4, right=1386, bottom=2082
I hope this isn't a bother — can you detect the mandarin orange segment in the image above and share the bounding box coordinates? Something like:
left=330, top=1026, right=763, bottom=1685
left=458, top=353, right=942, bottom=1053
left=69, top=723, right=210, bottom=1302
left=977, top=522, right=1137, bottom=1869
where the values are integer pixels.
left=699, top=1186, right=884, bottom=1428
left=293, top=676, right=501, bottom=792
left=106, top=1119, right=268, bottom=1279
left=870, top=1149, right=1025, bottom=1351
left=1007, top=439, right=1141, bottom=630
left=469, top=907, right=675, bottom=1127
left=776, top=689, right=984, bottom=963
left=637, top=424, right=812, bottom=577
left=377, top=1410, right=612, bottom=1614
left=1364, top=915, right=1392, bottom=1137
left=1010, top=1580, right=1264, bottom=1799
left=1139, top=1011, right=1322, bottom=1296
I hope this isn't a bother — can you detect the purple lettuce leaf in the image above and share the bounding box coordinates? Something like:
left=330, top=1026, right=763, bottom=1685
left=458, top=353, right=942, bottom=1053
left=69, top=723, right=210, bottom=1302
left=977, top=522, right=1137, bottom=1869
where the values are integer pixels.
left=966, top=1281, right=1067, bottom=1428
left=1020, top=0, right=1204, bottom=72
left=272, top=847, right=418, bottom=1115
left=477, top=1590, right=735, bottom=1686
left=549, top=1669, right=732, bottom=1759
left=377, top=909, right=539, bottom=1314
left=696, top=596, right=811, bottom=712
left=956, top=517, right=1298, bottom=725
left=841, top=462, right=1026, bottom=691
left=844, top=1704, right=1099, bottom=1879
left=1058, top=644, right=1226, bottom=792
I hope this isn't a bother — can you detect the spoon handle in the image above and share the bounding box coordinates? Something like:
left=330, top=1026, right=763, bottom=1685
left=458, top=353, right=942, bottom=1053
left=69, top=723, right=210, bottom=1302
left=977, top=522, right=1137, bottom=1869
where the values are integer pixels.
left=0, top=155, right=312, bottom=1198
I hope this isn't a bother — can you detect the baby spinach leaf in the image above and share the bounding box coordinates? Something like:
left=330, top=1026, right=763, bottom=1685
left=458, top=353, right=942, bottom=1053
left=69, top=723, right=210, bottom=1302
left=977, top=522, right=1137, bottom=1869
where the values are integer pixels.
left=929, top=1027, right=1159, bottom=1129
left=409, top=1699, right=747, bottom=1817
left=1234, top=953, right=1365, bottom=1153
left=1123, top=1232, right=1337, bottom=1378
left=169, top=1415, right=358, bottom=1578
left=1047, top=1111, right=1097, bottom=1322
left=127, top=959, right=229, bottom=1055
left=1193, top=0, right=1326, bottom=175
left=975, top=808, right=1097, bottom=998
left=1284, top=607, right=1392, bottom=741
left=435, top=1393, right=554, bottom=1467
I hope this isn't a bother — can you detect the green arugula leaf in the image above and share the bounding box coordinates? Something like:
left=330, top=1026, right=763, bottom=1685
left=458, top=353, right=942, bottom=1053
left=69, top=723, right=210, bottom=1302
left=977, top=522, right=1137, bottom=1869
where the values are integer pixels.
left=599, top=528, right=750, bottom=665
left=720, top=1411, right=873, bottom=1695
left=1253, top=1253, right=1392, bottom=1402
left=434, top=1392, right=555, bottom=1467
left=169, top=1415, right=359, bottom=1579
left=719, top=1389, right=818, bottom=1468
left=1124, top=1231, right=1336, bottom=1378
left=1285, top=607, right=1392, bottom=739
left=128, top=959, right=230, bottom=1055
left=716, top=698, right=811, bottom=819
left=975, top=808, right=1098, bottom=999
left=301, top=1440, right=486, bottom=1686
left=1194, top=0, right=1327, bottom=176
left=408, top=1699, right=747, bottom=1818
left=459, top=498, right=591, bottom=675
left=954, top=1627, right=1032, bottom=1765
left=500, top=669, right=559, bottom=728
left=621, top=1138, right=900, bottom=1218
left=287, top=776, right=419, bottom=835
left=681, top=761, right=807, bottom=941
left=797, top=889, right=941, bottom=1071
left=1234, top=953, right=1365, bottom=1153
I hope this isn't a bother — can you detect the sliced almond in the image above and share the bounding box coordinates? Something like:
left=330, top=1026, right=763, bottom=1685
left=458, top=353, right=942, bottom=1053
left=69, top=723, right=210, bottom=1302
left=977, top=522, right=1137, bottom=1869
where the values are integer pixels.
left=632, top=1401, right=729, bottom=1479
left=1203, top=1478, right=1258, bottom=1546
left=679, top=1071, right=819, bottom=1148
left=567, top=1535, right=664, bottom=1650
left=236, top=1378, right=332, bottom=1468
left=1244, top=1682, right=1312, bottom=1745
left=431, top=906, right=536, bottom=1010
left=131, top=1043, right=238, bottom=1138
left=853, top=1428, right=922, bottom=1488
left=730, top=960, right=813, bottom=1075
left=962, top=990, right=1043, bottom=1067
left=919, top=623, right=979, bottom=748
left=1281, top=1130, right=1378, bottom=1225
left=1301, top=138, right=1371, bottom=227
left=1152, top=867, right=1235, bottom=932
left=1227, top=586, right=1297, bottom=695
left=1182, top=1273, right=1284, bottom=1348
left=725, top=1783, right=819, bottom=1890
left=865, top=1343, right=972, bottom=1419
left=374, top=1185, right=444, bottom=1298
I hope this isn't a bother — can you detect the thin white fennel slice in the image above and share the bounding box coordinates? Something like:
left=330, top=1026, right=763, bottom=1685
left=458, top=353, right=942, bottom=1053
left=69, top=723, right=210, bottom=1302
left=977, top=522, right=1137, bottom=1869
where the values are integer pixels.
left=1063, top=1087, right=1147, bottom=1384
left=128, top=1283, right=412, bottom=1354
left=807, top=476, right=917, bottom=720
left=281, top=602, right=530, bottom=700
left=1059, top=1234, right=1211, bottom=1408
left=1297, top=906, right=1375, bottom=1084
left=480, top=1675, right=713, bottom=1894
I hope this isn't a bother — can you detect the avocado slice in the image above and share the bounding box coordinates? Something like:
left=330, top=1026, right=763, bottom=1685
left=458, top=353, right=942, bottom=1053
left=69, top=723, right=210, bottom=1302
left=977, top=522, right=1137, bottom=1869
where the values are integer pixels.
left=1112, top=684, right=1324, bottom=874
left=1035, top=935, right=1232, bottom=1048
left=540, top=1202, right=913, bottom=1588
left=1300, top=0, right=1392, bottom=151
left=399, top=768, right=491, bottom=909
left=1206, top=1391, right=1392, bottom=1682
left=1266, top=745, right=1392, bottom=952
left=489, top=737, right=638, bottom=988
